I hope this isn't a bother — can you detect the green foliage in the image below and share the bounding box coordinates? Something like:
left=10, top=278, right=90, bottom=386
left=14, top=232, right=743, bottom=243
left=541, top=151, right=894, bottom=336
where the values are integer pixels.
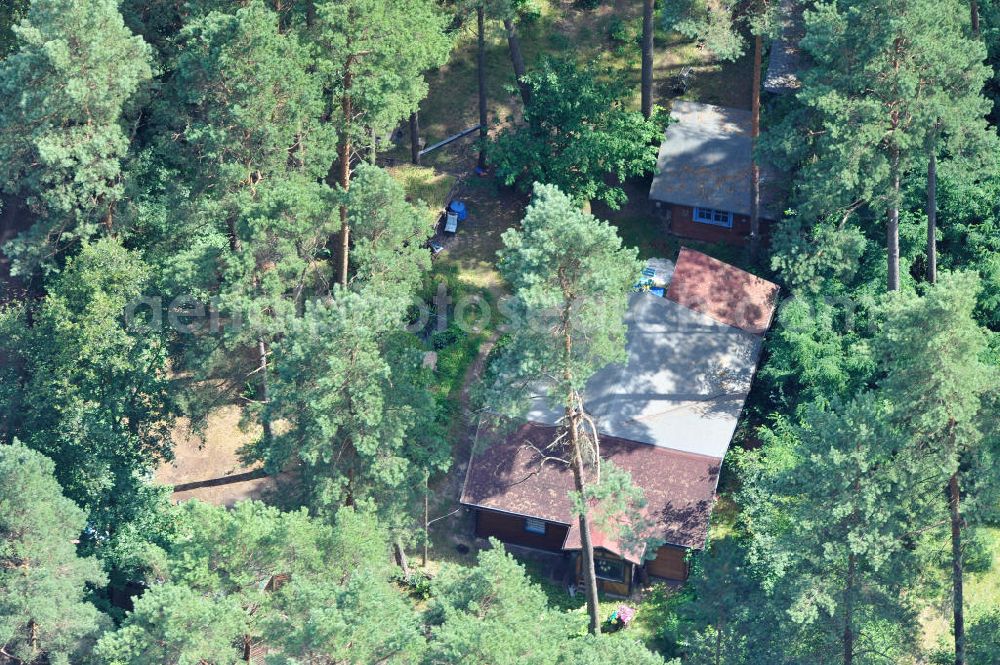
left=427, top=541, right=567, bottom=664
left=315, top=0, right=453, bottom=142
left=94, top=584, right=246, bottom=665
left=781, top=0, right=991, bottom=224
left=607, top=16, right=636, bottom=45
left=0, top=0, right=153, bottom=273
left=263, top=574, right=426, bottom=665
left=0, top=442, right=109, bottom=665
left=572, top=461, right=663, bottom=560
left=160, top=1, right=333, bottom=186
left=663, top=0, right=745, bottom=61
left=0, top=239, right=176, bottom=574
left=0, top=0, right=26, bottom=55
left=483, top=183, right=642, bottom=415
left=935, top=170, right=1000, bottom=328
left=489, top=59, right=666, bottom=209
left=876, top=272, right=996, bottom=472
left=347, top=163, right=436, bottom=296
left=94, top=500, right=412, bottom=664
left=740, top=395, right=920, bottom=663
left=427, top=540, right=668, bottom=664
left=248, top=292, right=448, bottom=518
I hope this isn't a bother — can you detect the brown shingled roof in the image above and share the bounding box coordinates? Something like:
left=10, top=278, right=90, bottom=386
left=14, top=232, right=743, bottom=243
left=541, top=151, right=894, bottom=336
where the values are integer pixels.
left=461, top=422, right=721, bottom=557
left=666, top=247, right=780, bottom=335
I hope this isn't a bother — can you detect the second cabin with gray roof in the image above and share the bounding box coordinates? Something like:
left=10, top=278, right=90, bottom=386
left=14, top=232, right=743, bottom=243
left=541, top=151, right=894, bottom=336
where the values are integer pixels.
left=648, top=101, right=784, bottom=247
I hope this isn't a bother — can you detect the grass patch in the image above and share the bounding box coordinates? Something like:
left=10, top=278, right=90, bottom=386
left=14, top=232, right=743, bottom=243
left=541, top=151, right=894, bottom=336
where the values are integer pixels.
left=965, top=527, right=1000, bottom=617
left=920, top=526, right=1000, bottom=652
left=609, top=212, right=682, bottom=260
left=387, top=164, right=456, bottom=213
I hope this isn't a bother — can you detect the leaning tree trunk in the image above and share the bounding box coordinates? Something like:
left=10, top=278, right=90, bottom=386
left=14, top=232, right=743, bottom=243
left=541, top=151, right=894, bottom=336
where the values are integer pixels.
left=409, top=112, right=420, bottom=165
left=503, top=18, right=531, bottom=107
left=641, top=0, right=654, bottom=119
left=887, top=147, right=901, bottom=291
left=950, top=472, right=966, bottom=665
left=477, top=6, right=488, bottom=170
left=749, top=32, right=763, bottom=263
left=843, top=552, right=856, bottom=665
left=927, top=150, right=937, bottom=283
left=337, top=60, right=355, bottom=287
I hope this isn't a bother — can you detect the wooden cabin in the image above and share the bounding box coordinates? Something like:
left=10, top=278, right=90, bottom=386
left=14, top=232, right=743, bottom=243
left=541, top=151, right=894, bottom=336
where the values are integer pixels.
left=461, top=250, right=780, bottom=595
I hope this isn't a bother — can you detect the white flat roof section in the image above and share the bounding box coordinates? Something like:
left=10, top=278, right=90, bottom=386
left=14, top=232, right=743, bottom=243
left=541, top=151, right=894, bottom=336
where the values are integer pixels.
left=525, top=290, right=763, bottom=459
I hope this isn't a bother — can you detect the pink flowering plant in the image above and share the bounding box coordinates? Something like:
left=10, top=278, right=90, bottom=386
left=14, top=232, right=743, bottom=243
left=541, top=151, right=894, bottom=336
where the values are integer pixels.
left=606, top=604, right=637, bottom=631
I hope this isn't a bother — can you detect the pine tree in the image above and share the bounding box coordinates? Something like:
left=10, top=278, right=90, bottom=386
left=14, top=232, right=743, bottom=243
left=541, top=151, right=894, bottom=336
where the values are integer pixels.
left=94, top=584, right=246, bottom=665
left=427, top=542, right=566, bottom=664
left=313, top=0, right=452, bottom=285
left=149, top=0, right=337, bottom=440
left=793, top=0, right=988, bottom=291
left=166, top=501, right=398, bottom=660
left=483, top=183, right=642, bottom=634
left=0, top=0, right=152, bottom=274
left=261, top=573, right=425, bottom=664
left=428, top=540, right=669, bottom=664
left=0, top=442, right=108, bottom=664
left=247, top=289, right=447, bottom=517
left=875, top=272, right=998, bottom=665
left=742, top=396, right=920, bottom=663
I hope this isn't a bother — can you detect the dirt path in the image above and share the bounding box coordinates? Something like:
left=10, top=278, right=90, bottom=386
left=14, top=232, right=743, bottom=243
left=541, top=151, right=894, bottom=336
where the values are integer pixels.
left=435, top=330, right=501, bottom=503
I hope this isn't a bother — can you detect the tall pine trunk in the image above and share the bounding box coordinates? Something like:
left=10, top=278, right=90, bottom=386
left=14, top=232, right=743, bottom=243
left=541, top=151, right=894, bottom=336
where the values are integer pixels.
left=569, top=420, right=602, bottom=635
left=338, top=60, right=354, bottom=287
left=927, top=150, right=937, bottom=283
left=887, top=146, right=901, bottom=291
left=257, top=337, right=273, bottom=443
left=749, top=32, right=763, bottom=262
left=971, top=0, right=980, bottom=36
left=503, top=18, right=531, bottom=107
left=950, top=471, right=966, bottom=665
left=641, top=0, right=654, bottom=119
left=843, top=552, right=856, bottom=665
left=561, top=302, right=600, bottom=635
left=477, top=6, right=488, bottom=170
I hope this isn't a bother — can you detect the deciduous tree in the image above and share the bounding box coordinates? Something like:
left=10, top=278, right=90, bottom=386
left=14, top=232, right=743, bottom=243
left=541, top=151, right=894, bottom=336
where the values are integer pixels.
left=0, top=239, right=176, bottom=573
left=489, top=58, right=665, bottom=209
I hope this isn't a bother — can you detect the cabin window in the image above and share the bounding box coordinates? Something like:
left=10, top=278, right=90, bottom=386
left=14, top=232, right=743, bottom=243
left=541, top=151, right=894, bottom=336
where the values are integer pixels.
left=524, top=517, right=546, bottom=535
left=594, top=556, right=625, bottom=582
left=693, top=207, right=734, bottom=228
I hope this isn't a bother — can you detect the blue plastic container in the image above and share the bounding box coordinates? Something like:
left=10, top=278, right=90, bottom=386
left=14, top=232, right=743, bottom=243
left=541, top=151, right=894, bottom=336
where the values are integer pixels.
left=449, top=200, right=468, bottom=221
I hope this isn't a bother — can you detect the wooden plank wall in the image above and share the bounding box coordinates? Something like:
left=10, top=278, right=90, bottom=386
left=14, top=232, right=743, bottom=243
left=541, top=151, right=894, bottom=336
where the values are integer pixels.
left=646, top=544, right=688, bottom=580
left=474, top=508, right=569, bottom=552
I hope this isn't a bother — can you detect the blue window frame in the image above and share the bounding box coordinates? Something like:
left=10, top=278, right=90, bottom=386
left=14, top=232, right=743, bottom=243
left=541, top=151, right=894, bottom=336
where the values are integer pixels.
left=524, top=517, right=546, bottom=535
left=693, top=207, right=734, bottom=228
